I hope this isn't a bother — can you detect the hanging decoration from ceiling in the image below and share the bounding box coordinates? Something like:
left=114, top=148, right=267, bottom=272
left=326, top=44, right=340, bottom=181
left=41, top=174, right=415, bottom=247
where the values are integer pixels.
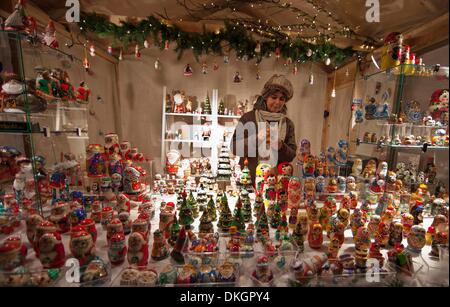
left=78, top=14, right=356, bottom=66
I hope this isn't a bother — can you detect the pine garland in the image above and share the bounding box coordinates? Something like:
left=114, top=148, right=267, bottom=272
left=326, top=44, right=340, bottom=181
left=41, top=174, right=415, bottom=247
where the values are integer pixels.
left=79, top=14, right=356, bottom=65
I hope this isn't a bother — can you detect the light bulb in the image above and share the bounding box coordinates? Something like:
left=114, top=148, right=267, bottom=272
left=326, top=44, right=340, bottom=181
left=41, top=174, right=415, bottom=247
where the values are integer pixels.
left=331, top=89, right=336, bottom=98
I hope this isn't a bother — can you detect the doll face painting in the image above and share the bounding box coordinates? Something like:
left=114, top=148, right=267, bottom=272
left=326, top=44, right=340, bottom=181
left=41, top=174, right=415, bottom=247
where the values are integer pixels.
left=407, top=226, right=426, bottom=250
left=128, top=233, right=144, bottom=251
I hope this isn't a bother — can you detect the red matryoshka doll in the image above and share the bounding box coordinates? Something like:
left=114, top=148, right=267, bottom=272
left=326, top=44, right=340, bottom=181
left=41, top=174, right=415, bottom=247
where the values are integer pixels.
left=304, top=177, right=316, bottom=200
left=48, top=201, right=70, bottom=234
left=91, top=200, right=102, bottom=223
left=106, top=218, right=124, bottom=246
left=0, top=236, right=28, bottom=271
left=127, top=231, right=149, bottom=267
left=116, top=193, right=131, bottom=214
left=308, top=223, right=323, bottom=249
left=38, top=232, right=65, bottom=268
left=104, top=133, right=120, bottom=159
left=277, top=162, right=293, bottom=191
left=120, top=141, right=132, bottom=160
left=86, top=144, right=107, bottom=178
left=302, top=155, right=316, bottom=177
left=26, top=213, right=44, bottom=246
left=70, top=230, right=95, bottom=267
left=123, top=164, right=143, bottom=196
left=287, top=176, right=302, bottom=209
left=108, top=232, right=127, bottom=265
left=296, top=139, right=311, bottom=163
left=34, top=220, right=58, bottom=255
left=108, top=153, right=123, bottom=177
left=80, top=218, right=97, bottom=243
left=429, top=89, right=449, bottom=123
left=340, top=195, right=351, bottom=211
left=132, top=218, right=150, bottom=243
left=375, top=222, right=390, bottom=247
left=101, top=206, right=114, bottom=229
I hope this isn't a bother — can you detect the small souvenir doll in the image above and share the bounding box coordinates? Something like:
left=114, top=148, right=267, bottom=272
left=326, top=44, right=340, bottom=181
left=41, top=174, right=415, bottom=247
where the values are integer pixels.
left=406, top=225, right=426, bottom=255
left=389, top=222, right=404, bottom=246
left=151, top=229, right=170, bottom=261
left=34, top=221, right=58, bottom=256
left=104, top=133, right=120, bottom=158
left=252, top=256, right=274, bottom=284
left=338, top=254, right=355, bottom=275
left=116, top=193, right=131, bottom=214
left=368, top=242, right=385, bottom=267
left=313, top=176, right=324, bottom=194
left=80, top=218, right=97, bottom=242
left=326, top=177, right=338, bottom=193
left=0, top=236, right=28, bottom=271
left=101, top=206, right=114, bottom=230
left=38, top=231, right=65, bottom=269
left=377, top=161, right=388, bottom=179
left=350, top=209, right=366, bottom=237
left=170, top=227, right=187, bottom=264
left=218, top=261, right=237, bottom=283
left=296, top=139, right=311, bottom=163
left=428, top=89, right=449, bottom=123
left=401, top=213, right=414, bottom=238
left=351, top=159, right=363, bottom=177
left=289, top=207, right=298, bottom=229
left=42, top=21, right=58, bottom=49
left=76, top=81, right=90, bottom=104
left=127, top=231, right=149, bottom=267
left=302, top=155, right=316, bottom=177
left=287, top=176, right=302, bottom=209
left=335, top=140, right=348, bottom=167
left=368, top=215, right=381, bottom=238
left=173, top=92, right=186, bottom=113
left=362, top=159, right=377, bottom=179
left=49, top=201, right=70, bottom=234
left=346, top=176, right=357, bottom=192
left=354, top=226, right=371, bottom=264
left=86, top=144, right=107, bottom=178
left=277, top=162, right=293, bottom=191
left=106, top=218, right=124, bottom=246
left=107, top=232, right=127, bottom=266
left=70, top=207, right=87, bottom=228
left=327, top=234, right=340, bottom=260
left=123, top=165, right=143, bottom=196
left=410, top=201, right=424, bottom=225
left=308, top=223, right=323, bottom=249
left=70, top=230, right=95, bottom=267
left=375, top=222, right=390, bottom=247
left=337, top=176, right=346, bottom=193
left=263, top=171, right=277, bottom=202
left=120, top=141, right=132, bottom=160
left=26, top=214, right=44, bottom=246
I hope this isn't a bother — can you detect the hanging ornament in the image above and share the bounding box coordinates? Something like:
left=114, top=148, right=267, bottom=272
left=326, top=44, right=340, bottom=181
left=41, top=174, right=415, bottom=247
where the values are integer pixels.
left=154, top=58, right=161, bottom=70
left=331, top=89, right=336, bottom=98
left=107, top=46, right=113, bottom=55
left=275, top=47, right=281, bottom=59
left=213, top=62, right=219, bottom=71
left=184, top=64, right=193, bottom=77
left=135, top=44, right=141, bottom=59
left=254, top=41, right=261, bottom=54
left=164, top=40, right=170, bottom=50
left=306, top=49, right=313, bottom=57
left=233, top=71, right=242, bottom=83
left=309, top=73, right=314, bottom=85
left=293, top=64, right=298, bottom=75
left=325, top=57, right=331, bottom=66
left=202, top=62, right=208, bottom=74
left=42, top=20, right=59, bottom=49
left=144, top=40, right=149, bottom=48
left=89, top=45, right=95, bottom=57
left=118, top=49, right=123, bottom=61
left=331, top=67, right=337, bottom=98
left=223, top=55, right=229, bottom=64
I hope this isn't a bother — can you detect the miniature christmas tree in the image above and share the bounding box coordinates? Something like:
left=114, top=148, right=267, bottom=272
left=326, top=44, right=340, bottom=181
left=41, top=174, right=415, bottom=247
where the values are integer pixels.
left=218, top=99, right=225, bottom=115
left=254, top=193, right=264, bottom=219
left=218, top=194, right=232, bottom=232
left=187, top=191, right=199, bottom=218
left=270, top=203, right=282, bottom=229
left=240, top=159, right=253, bottom=192
left=199, top=209, right=214, bottom=236
left=203, top=93, right=211, bottom=114
left=206, top=196, right=217, bottom=222
left=207, top=172, right=216, bottom=191
left=178, top=193, right=194, bottom=227
left=255, top=205, right=269, bottom=238
left=168, top=215, right=181, bottom=246
left=241, top=189, right=253, bottom=223
left=196, top=184, right=208, bottom=211
left=217, top=137, right=232, bottom=180
left=232, top=198, right=246, bottom=233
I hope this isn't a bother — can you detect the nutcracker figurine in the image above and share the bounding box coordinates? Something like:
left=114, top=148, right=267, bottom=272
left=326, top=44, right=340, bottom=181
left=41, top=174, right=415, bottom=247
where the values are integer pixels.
left=38, top=232, right=65, bottom=268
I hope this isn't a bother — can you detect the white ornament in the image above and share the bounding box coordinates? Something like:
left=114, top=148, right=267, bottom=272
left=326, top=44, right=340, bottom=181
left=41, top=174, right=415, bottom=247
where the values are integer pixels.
left=306, top=49, right=313, bottom=57
left=325, top=58, right=331, bottom=66
left=144, top=40, right=149, bottom=48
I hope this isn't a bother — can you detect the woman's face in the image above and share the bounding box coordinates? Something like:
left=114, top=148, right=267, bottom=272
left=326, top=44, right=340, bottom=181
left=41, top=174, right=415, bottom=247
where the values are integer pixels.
left=266, top=91, right=286, bottom=113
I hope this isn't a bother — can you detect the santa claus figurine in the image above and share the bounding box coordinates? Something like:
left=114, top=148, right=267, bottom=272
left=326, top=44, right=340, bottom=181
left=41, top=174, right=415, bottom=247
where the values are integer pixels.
left=429, top=89, right=449, bottom=124
left=104, top=133, right=120, bottom=158
left=38, top=232, right=65, bottom=268
left=0, top=236, right=28, bottom=271
left=76, top=81, right=90, bottom=104
left=42, top=20, right=58, bottom=49
left=70, top=230, right=95, bottom=267
left=277, top=162, right=293, bottom=191
left=127, top=231, right=149, bottom=267
left=108, top=232, right=127, bottom=265
left=49, top=201, right=70, bottom=234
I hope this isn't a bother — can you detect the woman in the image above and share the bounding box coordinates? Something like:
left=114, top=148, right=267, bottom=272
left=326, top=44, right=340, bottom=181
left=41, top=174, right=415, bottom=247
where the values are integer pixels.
left=231, top=74, right=297, bottom=183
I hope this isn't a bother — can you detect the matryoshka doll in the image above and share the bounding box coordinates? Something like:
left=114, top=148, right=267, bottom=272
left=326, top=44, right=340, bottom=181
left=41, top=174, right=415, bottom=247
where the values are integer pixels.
left=368, top=215, right=381, bottom=239
left=362, top=159, right=377, bottom=179
left=118, top=212, right=132, bottom=235
left=429, top=89, right=449, bottom=123
left=289, top=207, right=298, bottom=229
left=304, top=177, right=316, bottom=200
left=70, top=230, right=95, bottom=267
left=151, top=229, right=170, bottom=261
left=123, top=164, right=143, bottom=196
left=0, top=236, right=28, bottom=271
left=80, top=218, right=97, bottom=243
left=350, top=209, right=366, bottom=238
left=302, top=155, right=316, bottom=178
left=104, top=133, right=120, bottom=159
left=351, top=159, right=363, bottom=177
left=26, top=214, right=44, bottom=246
left=116, top=193, right=131, bottom=214
left=108, top=232, right=127, bottom=265
left=406, top=225, right=426, bottom=255
left=287, top=176, right=302, bottom=209
left=308, top=223, right=323, bottom=249
left=326, top=177, right=338, bottom=193
left=69, top=207, right=87, bottom=228
left=38, top=231, right=65, bottom=268
left=296, top=139, right=311, bottom=163
left=106, top=218, right=124, bottom=246
left=91, top=200, right=102, bottom=223
left=108, top=153, right=123, bottom=178
left=375, top=222, right=390, bottom=247
left=255, top=163, right=272, bottom=196
left=389, top=222, right=404, bottom=246
left=34, top=220, right=58, bottom=256
left=252, top=256, right=274, bottom=284
left=277, top=162, right=293, bottom=191
left=132, top=218, right=150, bottom=243
left=120, top=141, right=132, bottom=160
left=263, top=170, right=277, bottom=203
left=86, top=144, right=107, bottom=178
left=127, top=231, right=149, bottom=267
left=101, top=206, right=114, bottom=229
left=315, top=176, right=326, bottom=193
left=337, top=176, right=347, bottom=193
left=48, top=201, right=70, bottom=234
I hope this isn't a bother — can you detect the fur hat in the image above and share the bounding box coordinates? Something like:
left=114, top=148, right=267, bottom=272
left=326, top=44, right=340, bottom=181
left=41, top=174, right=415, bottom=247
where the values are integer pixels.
left=261, top=74, right=294, bottom=101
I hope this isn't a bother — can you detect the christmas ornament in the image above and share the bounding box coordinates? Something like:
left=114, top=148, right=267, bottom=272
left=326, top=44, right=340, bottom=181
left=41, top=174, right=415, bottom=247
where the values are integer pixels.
left=83, top=57, right=90, bottom=70
left=42, top=20, right=58, bottom=49
left=107, top=46, right=113, bottom=55
left=184, top=64, right=193, bottom=77
left=306, top=49, right=313, bottom=57
left=144, top=40, right=149, bottom=48
left=89, top=45, right=95, bottom=57
left=202, top=62, right=208, bottom=74
left=164, top=40, right=170, bottom=50
left=325, top=57, right=331, bottom=66
left=233, top=71, right=242, bottom=83
left=154, top=58, right=161, bottom=70
left=331, top=89, right=336, bottom=98
left=255, top=41, right=261, bottom=53
left=135, top=45, right=141, bottom=59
